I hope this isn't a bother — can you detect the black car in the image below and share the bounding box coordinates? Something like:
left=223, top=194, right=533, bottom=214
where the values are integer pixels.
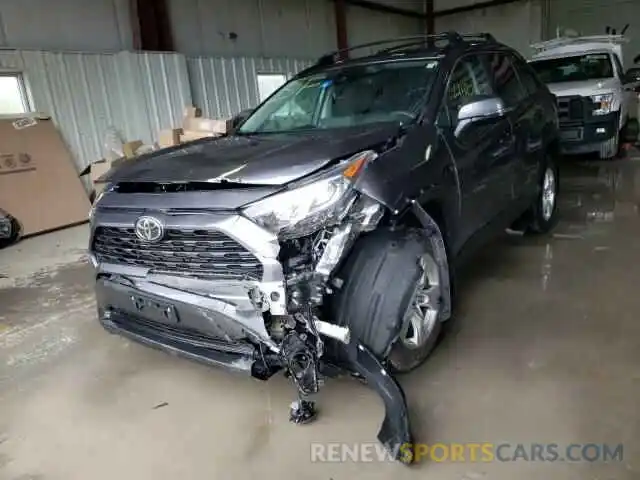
left=90, top=32, right=560, bottom=463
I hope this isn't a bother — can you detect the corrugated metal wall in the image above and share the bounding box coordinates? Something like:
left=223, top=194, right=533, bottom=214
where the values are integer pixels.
left=0, top=48, right=312, bottom=172
left=188, top=56, right=312, bottom=118
left=0, top=49, right=191, bottom=171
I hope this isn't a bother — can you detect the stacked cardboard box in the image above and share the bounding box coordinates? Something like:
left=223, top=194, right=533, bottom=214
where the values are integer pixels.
left=82, top=106, right=234, bottom=202
left=157, top=106, right=233, bottom=147
left=0, top=116, right=91, bottom=235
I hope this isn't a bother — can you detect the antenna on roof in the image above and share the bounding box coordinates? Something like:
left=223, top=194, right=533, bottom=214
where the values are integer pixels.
left=621, top=24, right=630, bottom=35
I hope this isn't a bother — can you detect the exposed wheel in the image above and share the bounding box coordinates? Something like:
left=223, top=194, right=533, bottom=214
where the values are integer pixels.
left=328, top=228, right=444, bottom=373
left=524, top=155, right=559, bottom=234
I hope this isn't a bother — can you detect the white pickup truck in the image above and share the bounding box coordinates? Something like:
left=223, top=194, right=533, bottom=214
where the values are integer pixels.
left=530, top=35, right=640, bottom=159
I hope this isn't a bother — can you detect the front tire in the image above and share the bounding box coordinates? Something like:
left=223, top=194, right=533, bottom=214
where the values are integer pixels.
left=328, top=228, right=444, bottom=373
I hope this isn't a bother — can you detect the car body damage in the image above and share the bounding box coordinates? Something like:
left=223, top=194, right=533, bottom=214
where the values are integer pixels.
left=90, top=32, right=560, bottom=465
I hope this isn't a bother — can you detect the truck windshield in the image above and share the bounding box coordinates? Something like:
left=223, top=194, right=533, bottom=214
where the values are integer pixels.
left=238, top=59, right=439, bottom=134
left=530, top=53, right=614, bottom=83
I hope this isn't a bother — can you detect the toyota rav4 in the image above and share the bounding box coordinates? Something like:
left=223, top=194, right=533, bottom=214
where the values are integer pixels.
left=90, top=32, right=560, bottom=463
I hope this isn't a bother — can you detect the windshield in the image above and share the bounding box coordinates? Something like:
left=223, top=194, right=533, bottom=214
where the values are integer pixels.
left=238, top=59, right=439, bottom=134
left=530, top=53, right=614, bottom=83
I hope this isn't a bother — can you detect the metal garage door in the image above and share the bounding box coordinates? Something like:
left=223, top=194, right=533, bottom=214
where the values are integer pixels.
left=549, top=0, right=640, bottom=68
left=435, top=1, right=543, bottom=57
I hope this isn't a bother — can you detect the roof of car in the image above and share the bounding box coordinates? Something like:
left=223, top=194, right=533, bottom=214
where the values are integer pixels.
left=298, top=32, right=514, bottom=77
left=531, top=48, right=616, bottom=61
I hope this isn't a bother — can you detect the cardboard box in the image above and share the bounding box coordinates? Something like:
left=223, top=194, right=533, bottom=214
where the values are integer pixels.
left=180, top=130, right=219, bottom=143
left=80, top=155, right=139, bottom=201
left=158, top=128, right=183, bottom=148
left=0, top=117, right=90, bottom=235
left=183, top=106, right=202, bottom=119
left=123, top=140, right=143, bottom=159
left=182, top=117, right=232, bottom=135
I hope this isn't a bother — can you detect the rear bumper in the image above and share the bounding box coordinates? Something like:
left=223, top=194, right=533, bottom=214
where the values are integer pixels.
left=559, top=111, right=619, bottom=154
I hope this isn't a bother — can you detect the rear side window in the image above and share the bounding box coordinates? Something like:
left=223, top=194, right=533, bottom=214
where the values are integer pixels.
left=512, top=57, right=541, bottom=96
left=485, top=52, right=526, bottom=106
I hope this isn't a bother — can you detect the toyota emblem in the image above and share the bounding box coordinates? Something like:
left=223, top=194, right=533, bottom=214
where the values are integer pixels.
left=134, top=216, right=164, bottom=242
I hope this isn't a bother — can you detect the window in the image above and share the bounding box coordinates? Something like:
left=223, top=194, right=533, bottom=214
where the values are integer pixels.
left=529, top=53, right=614, bottom=84
left=256, top=73, right=288, bottom=103
left=485, top=53, right=526, bottom=107
left=511, top=57, right=541, bottom=97
left=440, top=56, right=493, bottom=127
left=239, top=59, right=439, bottom=134
left=0, top=74, right=29, bottom=115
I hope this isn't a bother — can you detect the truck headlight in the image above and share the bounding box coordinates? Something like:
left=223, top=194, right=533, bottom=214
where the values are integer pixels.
left=591, top=93, right=614, bottom=116
left=243, top=151, right=375, bottom=239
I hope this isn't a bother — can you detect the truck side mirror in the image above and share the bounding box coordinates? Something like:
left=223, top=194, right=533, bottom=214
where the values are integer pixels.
left=623, top=68, right=640, bottom=85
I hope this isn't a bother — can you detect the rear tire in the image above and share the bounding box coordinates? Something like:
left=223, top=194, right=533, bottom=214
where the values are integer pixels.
left=328, top=228, right=444, bottom=373
left=524, top=155, right=559, bottom=234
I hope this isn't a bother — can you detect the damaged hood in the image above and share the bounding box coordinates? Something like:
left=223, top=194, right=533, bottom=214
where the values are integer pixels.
left=105, top=124, right=401, bottom=186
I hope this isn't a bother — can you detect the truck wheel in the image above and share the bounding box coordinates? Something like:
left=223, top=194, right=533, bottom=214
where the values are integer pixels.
left=599, top=132, right=620, bottom=160
left=524, top=155, right=559, bottom=234
left=329, top=228, right=443, bottom=373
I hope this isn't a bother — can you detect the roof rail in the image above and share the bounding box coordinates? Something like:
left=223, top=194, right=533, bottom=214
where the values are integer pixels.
left=313, top=31, right=497, bottom=67
left=530, top=34, right=628, bottom=54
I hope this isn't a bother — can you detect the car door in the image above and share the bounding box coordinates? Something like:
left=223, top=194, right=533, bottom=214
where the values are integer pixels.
left=613, top=53, right=634, bottom=126
left=437, top=55, right=516, bottom=242
left=510, top=54, right=548, bottom=199
left=483, top=51, right=531, bottom=204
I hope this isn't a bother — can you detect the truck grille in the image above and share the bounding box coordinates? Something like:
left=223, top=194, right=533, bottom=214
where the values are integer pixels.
left=93, top=226, right=264, bottom=280
left=556, top=95, right=591, bottom=123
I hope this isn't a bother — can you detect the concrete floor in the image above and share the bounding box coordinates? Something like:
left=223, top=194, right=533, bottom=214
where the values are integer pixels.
left=2, top=158, right=640, bottom=479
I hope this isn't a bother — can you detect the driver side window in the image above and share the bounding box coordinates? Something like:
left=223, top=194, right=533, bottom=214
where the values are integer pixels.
left=439, top=57, right=493, bottom=128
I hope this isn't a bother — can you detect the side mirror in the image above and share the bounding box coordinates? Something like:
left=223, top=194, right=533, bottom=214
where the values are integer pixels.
left=229, top=109, right=254, bottom=133
left=455, top=96, right=507, bottom=137
left=623, top=68, right=640, bottom=85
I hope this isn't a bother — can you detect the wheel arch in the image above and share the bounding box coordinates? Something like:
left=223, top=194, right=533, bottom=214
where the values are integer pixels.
left=390, top=200, right=453, bottom=323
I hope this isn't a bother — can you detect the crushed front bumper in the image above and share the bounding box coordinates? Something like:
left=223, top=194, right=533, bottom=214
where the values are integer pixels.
left=97, top=278, right=259, bottom=372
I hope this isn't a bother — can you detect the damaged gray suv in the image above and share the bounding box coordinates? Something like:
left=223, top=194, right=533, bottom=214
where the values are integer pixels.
left=90, top=33, right=560, bottom=463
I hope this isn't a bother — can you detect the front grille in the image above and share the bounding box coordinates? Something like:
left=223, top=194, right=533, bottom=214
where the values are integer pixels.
left=557, top=95, right=591, bottom=123
left=93, top=226, right=263, bottom=280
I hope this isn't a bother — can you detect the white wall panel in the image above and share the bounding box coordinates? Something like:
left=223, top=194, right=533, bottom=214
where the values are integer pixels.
left=0, top=50, right=190, bottom=172
left=436, top=0, right=543, bottom=57
left=549, top=0, right=640, bottom=67
left=188, top=56, right=312, bottom=118
left=0, top=0, right=132, bottom=51
left=169, top=0, right=335, bottom=58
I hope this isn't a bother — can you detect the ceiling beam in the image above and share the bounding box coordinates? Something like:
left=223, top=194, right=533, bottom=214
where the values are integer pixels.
left=337, top=0, right=525, bottom=19
left=435, top=0, right=524, bottom=17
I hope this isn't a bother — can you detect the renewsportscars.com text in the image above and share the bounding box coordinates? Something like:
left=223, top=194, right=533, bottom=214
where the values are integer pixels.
left=310, top=442, right=624, bottom=464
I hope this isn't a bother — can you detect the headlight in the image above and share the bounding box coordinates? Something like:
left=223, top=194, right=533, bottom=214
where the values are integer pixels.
left=243, top=151, right=375, bottom=239
left=591, top=93, right=614, bottom=116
